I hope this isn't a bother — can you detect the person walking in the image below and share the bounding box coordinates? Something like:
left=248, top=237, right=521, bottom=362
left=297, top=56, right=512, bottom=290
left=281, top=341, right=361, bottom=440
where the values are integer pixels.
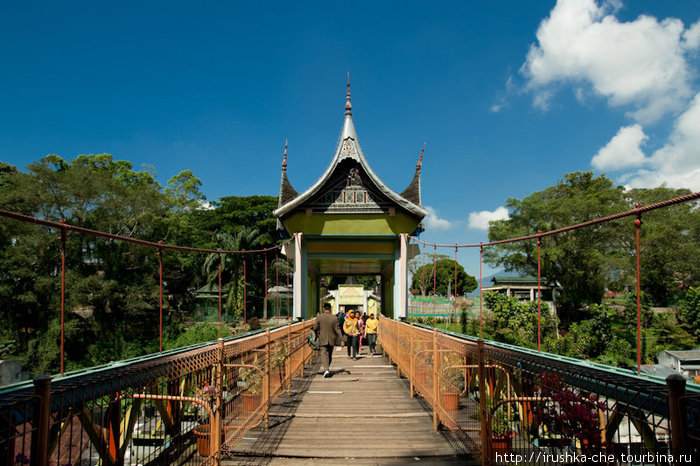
left=313, top=302, right=342, bottom=378
left=343, top=310, right=361, bottom=360
left=365, top=313, right=379, bottom=354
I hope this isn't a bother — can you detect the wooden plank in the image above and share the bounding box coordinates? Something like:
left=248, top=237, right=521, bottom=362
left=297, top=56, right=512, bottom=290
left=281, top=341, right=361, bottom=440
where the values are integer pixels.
left=225, top=352, right=474, bottom=464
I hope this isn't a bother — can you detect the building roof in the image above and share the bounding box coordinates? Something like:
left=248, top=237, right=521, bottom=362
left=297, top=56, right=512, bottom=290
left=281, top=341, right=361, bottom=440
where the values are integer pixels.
left=659, top=350, right=700, bottom=361
left=491, top=276, right=552, bottom=286
left=274, top=81, right=428, bottom=222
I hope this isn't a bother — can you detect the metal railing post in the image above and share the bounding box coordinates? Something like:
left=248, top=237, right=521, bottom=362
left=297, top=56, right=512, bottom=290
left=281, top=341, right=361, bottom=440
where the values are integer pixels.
left=30, top=375, right=51, bottom=466
left=478, top=339, right=492, bottom=466
left=432, top=328, right=438, bottom=430
left=265, top=329, right=271, bottom=428
left=666, top=373, right=687, bottom=460
left=214, top=339, right=224, bottom=465
left=287, top=323, right=292, bottom=395
left=410, top=323, right=415, bottom=398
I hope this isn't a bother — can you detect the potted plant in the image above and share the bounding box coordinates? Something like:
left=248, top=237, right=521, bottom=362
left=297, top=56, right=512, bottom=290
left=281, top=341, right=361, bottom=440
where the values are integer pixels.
left=438, top=352, right=464, bottom=411
left=239, top=367, right=262, bottom=413
left=270, top=341, right=288, bottom=390
left=491, top=405, right=514, bottom=455
left=533, top=372, right=604, bottom=454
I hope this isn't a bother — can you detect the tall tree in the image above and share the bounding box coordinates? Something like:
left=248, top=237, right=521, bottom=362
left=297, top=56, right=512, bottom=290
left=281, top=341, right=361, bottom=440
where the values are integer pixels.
left=485, top=172, right=627, bottom=322
left=624, top=187, right=700, bottom=305
left=410, top=258, right=477, bottom=297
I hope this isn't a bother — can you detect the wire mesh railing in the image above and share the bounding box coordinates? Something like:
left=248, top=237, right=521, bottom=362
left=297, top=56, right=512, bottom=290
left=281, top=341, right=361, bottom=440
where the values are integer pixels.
left=379, top=318, right=699, bottom=465
left=0, top=321, right=315, bottom=466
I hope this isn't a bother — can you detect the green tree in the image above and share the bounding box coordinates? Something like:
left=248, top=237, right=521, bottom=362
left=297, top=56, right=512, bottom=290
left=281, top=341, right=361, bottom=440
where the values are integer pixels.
left=679, top=287, right=700, bottom=339
left=203, top=226, right=263, bottom=320
left=625, top=187, right=700, bottom=305
left=485, top=172, right=627, bottom=322
left=483, top=291, right=558, bottom=348
left=410, top=258, right=477, bottom=297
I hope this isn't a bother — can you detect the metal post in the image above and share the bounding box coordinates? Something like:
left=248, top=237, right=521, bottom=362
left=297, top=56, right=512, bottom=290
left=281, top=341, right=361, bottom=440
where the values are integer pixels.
left=479, top=243, right=483, bottom=339
left=59, top=220, right=66, bottom=374
left=158, top=241, right=163, bottom=353
left=537, top=232, right=542, bottom=352
left=287, top=323, right=292, bottom=394
left=265, top=329, right=271, bottom=428
left=478, top=339, right=492, bottom=465
left=666, top=374, right=687, bottom=459
left=410, top=323, right=415, bottom=398
left=214, top=339, right=224, bottom=465
left=218, top=250, right=222, bottom=339
left=30, top=375, right=51, bottom=466
left=634, top=207, right=643, bottom=373
left=454, top=245, right=458, bottom=333
left=432, top=328, right=438, bottom=430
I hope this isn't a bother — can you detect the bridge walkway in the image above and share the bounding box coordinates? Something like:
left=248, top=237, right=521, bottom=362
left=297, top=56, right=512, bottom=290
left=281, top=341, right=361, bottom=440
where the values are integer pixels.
left=225, top=347, right=476, bottom=465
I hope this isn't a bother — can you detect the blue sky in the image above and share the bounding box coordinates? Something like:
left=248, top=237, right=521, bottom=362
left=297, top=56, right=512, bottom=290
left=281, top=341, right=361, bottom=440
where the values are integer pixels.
left=2, top=0, right=700, bottom=277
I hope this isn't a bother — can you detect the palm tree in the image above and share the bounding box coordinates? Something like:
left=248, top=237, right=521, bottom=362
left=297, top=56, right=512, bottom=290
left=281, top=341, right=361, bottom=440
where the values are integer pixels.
left=203, top=226, right=262, bottom=320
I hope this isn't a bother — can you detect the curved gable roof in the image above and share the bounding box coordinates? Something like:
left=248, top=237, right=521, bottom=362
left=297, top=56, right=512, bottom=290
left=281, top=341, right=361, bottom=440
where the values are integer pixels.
left=274, top=90, right=427, bottom=221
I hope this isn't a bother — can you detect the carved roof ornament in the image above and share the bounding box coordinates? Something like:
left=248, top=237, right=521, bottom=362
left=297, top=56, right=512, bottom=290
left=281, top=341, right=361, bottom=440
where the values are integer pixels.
left=347, top=167, right=362, bottom=186
left=345, top=72, right=352, bottom=116
left=282, top=139, right=288, bottom=170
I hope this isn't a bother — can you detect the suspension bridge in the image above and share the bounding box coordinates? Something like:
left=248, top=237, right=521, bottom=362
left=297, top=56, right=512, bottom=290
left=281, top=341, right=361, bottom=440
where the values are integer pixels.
left=1, top=85, right=699, bottom=465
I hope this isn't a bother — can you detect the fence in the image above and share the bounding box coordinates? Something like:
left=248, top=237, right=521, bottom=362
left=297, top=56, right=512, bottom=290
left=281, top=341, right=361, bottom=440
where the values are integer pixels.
left=379, top=318, right=700, bottom=465
left=0, top=320, right=315, bottom=466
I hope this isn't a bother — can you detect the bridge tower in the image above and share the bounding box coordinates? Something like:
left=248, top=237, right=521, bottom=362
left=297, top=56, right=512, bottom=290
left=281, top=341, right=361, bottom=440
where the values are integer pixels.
left=274, top=82, right=427, bottom=320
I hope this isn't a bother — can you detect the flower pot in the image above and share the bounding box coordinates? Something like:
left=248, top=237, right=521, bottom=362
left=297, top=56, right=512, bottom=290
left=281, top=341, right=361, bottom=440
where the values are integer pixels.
left=491, top=432, right=514, bottom=456
left=440, top=392, right=460, bottom=411
left=241, top=391, right=262, bottom=413
left=194, top=424, right=212, bottom=457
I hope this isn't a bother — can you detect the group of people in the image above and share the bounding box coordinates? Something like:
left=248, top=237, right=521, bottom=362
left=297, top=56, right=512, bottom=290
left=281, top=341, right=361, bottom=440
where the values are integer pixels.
left=338, top=309, right=378, bottom=360
left=312, top=303, right=379, bottom=378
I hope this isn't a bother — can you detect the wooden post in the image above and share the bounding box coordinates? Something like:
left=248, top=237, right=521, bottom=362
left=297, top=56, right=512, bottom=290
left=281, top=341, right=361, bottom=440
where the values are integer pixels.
left=667, top=373, right=687, bottom=460
left=30, top=375, right=51, bottom=466
left=478, top=339, right=492, bottom=465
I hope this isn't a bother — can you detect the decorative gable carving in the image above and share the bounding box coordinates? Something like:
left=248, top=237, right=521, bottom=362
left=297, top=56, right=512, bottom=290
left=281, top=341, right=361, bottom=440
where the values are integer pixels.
left=308, top=166, right=391, bottom=214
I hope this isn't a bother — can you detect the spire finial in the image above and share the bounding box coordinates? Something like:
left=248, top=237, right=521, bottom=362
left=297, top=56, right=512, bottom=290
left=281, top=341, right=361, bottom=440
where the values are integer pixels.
left=345, top=72, right=352, bottom=116
left=282, top=139, right=288, bottom=169
left=417, top=142, right=425, bottom=169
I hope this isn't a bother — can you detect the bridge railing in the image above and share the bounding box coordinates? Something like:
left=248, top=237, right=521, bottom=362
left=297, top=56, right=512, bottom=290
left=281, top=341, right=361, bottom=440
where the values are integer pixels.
left=0, top=321, right=315, bottom=466
left=379, top=318, right=699, bottom=465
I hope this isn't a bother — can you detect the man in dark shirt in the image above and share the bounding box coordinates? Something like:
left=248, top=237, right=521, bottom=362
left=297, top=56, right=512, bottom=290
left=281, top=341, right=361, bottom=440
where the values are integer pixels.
left=313, top=302, right=342, bottom=378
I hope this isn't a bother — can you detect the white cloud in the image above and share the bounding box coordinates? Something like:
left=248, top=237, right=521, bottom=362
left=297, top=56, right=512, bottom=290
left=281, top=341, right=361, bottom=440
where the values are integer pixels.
left=522, top=0, right=700, bottom=123
left=622, top=92, right=700, bottom=191
left=468, top=207, right=509, bottom=231
left=591, top=124, right=648, bottom=171
left=424, top=206, right=452, bottom=230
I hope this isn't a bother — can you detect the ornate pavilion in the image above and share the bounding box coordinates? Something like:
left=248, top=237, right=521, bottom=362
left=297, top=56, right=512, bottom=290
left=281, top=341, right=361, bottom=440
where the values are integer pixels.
left=274, top=82, right=427, bottom=319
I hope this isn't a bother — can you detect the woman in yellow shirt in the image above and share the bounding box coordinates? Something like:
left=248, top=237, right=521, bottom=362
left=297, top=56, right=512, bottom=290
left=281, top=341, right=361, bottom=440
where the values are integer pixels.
left=364, top=314, right=379, bottom=354
left=343, top=310, right=361, bottom=360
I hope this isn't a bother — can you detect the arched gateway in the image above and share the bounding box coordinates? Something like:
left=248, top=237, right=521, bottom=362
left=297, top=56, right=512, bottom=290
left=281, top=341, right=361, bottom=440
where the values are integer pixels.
left=274, top=83, right=427, bottom=320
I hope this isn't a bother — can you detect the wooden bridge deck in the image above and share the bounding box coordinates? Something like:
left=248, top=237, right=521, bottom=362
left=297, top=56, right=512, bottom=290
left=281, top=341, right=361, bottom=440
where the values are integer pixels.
left=225, top=348, right=476, bottom=465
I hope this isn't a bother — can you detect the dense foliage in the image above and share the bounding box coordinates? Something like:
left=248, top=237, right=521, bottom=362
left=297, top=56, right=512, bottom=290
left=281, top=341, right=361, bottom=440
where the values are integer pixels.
left=0, top=155, right=280, bottom=377
left=479, top=172, right=699, bottom=367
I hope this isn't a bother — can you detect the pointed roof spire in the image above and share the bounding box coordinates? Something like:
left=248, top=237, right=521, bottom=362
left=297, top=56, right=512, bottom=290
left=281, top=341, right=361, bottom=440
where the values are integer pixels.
left=417, top=142, right=425, bottom=169
left=345, top=72, right=352, bottom=116
left=281, top=138, right=288, bottom=170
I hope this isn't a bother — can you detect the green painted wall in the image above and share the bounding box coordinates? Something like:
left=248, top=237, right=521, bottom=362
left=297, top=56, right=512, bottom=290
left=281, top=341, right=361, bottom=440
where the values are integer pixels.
left=383, top=273, right=395, bottom=319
